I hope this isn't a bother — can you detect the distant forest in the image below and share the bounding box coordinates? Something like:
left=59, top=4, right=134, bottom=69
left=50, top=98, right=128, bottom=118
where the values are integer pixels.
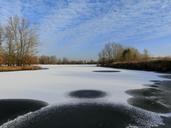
left=98, top=43, right=150, bottom=65
left=38, top=56, right=96, bottom=64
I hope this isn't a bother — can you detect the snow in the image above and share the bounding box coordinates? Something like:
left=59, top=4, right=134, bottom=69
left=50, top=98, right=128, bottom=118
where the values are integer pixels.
left=0, top=64, right=168, bottom=128
left=0, top=65, right=164, bottom=105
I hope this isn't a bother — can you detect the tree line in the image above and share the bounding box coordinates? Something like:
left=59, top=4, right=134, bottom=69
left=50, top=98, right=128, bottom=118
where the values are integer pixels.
left=0, top=16, right=38, bottom=66
left=38, top=55, right=97, bottom=64
left=98, top=43, right=149, bottom=64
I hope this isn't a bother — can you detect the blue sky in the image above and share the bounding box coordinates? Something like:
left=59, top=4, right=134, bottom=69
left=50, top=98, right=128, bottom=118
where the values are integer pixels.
left=0, top=0, right=171, bottom=59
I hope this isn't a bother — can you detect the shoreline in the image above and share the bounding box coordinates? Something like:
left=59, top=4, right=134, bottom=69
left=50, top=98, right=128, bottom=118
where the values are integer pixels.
left=0, top=66, right=45, bottom=72
left=98, top=60, right=171, bottom=73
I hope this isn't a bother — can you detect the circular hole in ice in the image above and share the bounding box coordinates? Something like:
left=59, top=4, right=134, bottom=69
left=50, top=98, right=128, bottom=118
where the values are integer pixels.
left=69, top=90, right=106, bottom=98
left=93, top=70, right=120, bottom=73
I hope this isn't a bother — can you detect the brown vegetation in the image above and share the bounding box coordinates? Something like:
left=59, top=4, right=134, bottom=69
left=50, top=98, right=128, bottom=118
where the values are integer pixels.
left=101, top=59, right=171, bottom=73
left=0, top=66, right=42, bottom=72
left=0, top=16, right=40, bottom=71
left=98, top=43, right=171, bottom=73
left=98, top=43, right=149, bottom=64
left=102, top=59, right=171, bottom=73
left=0, top=16, right=38, bottom=66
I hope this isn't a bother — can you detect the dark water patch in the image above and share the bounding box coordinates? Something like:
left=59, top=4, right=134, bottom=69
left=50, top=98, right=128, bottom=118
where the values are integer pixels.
left=149, top=79, right=171, bottom=90
left=150, top=85, right=159, bottom=88
left=126, top=87, right=171, bottom=113
left=153, top=80, right=171, bottom=90
left=128, top=97, right=170, bottom=113
left=126, top=88, right=161, bottom=97
left=159, top=75, right=171, bottom=79
left=0, top=103, right=163, bottom=128
left=93, top=70, right=120, bottom=73
left=150, top=80, right=161, bottom=85
left=157, top=116, right=171, bottom=128
left=0, top=99, right=48, bottom=125
left=69, top=90, right=106, bottom=98
left=127, top=75, right=171, bottom=114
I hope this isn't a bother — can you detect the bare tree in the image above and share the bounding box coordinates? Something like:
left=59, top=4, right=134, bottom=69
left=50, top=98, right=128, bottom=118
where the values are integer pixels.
left=111, top=43, right=124, bottom=61
left=0, top=25, right=4, bottom=46
left=5, top=19, right=16, bottom=66
left=98, top=43, right=124, bottom=64
left=143, top=49, right=150, bottom=60
left=98, top=42, right=148, bottom=64
left=0, top=25, right=4, bottom=65
left=4, top=16, right=38, bottom=66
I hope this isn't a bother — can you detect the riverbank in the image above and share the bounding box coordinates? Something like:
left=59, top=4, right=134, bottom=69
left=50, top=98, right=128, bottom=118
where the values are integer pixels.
left=0, top=66, right=43, bottom=72
left=99, top=60, right=171, bottom=73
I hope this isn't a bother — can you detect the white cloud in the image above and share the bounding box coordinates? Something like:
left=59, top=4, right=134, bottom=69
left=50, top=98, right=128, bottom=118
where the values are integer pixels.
left=0, top=0, right=22, bottom=24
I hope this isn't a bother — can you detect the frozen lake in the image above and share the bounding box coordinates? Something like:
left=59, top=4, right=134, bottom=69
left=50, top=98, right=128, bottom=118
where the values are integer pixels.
left=0, top=65, right=171, bottom=128
left=0, top=65, right=163, bottom=104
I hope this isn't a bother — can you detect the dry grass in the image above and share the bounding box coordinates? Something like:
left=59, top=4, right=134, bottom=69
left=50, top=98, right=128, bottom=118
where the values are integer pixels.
left=0, top=66, right=42, bottom=72
left=101, top=59, right=171, bottom=73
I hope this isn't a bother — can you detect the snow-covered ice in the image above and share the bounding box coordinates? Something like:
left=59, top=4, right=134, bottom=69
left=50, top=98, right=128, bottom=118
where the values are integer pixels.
left=0, top=65, right=164, bottom=104
left=0, top=65, right=169, bottom=128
